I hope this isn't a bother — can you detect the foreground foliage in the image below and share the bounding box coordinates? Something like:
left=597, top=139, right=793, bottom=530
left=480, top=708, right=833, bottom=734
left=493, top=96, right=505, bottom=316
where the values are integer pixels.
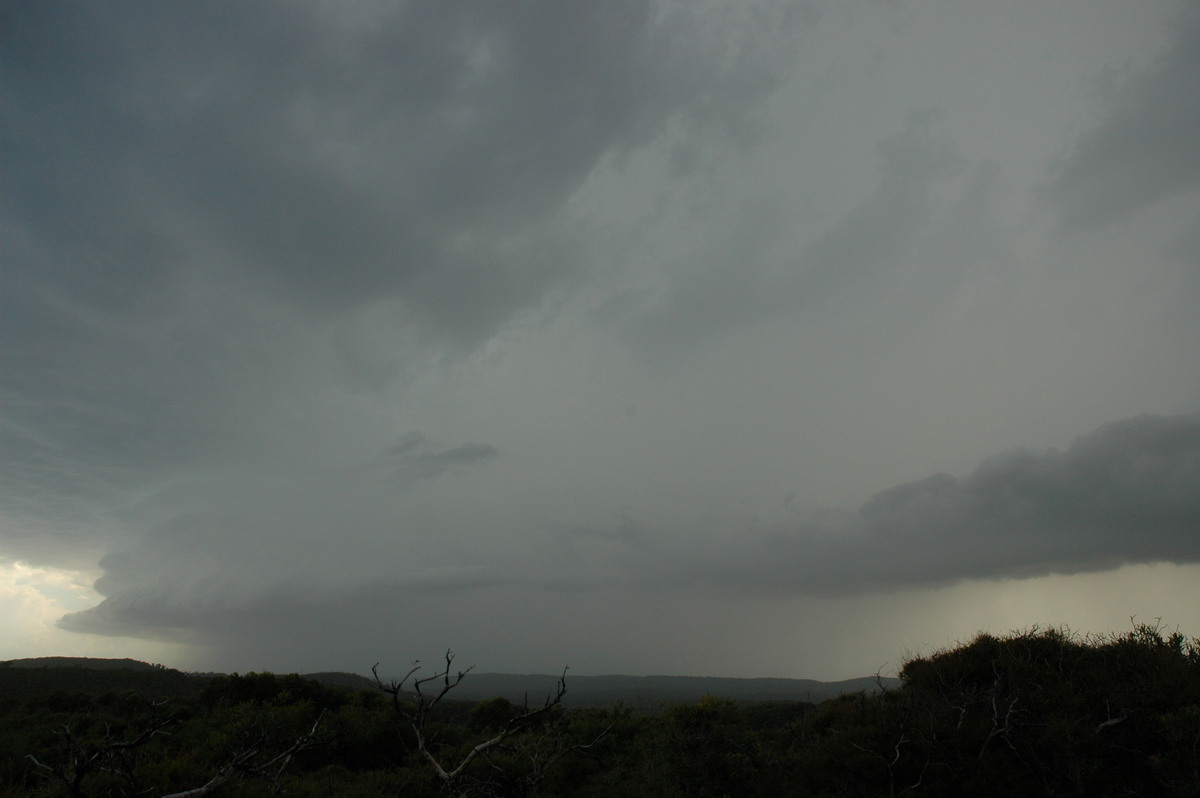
left=3, top=624, right=1198, bottom=796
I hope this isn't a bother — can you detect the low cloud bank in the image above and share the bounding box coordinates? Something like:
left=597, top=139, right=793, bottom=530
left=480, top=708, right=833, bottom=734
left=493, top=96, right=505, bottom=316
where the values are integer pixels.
left=60, top=414, right=1200, bottom=651
left=755, top=412, right=1200, bottom=592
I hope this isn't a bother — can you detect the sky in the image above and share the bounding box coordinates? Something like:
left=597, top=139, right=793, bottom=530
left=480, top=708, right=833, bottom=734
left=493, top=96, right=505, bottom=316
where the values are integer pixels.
left=2, top=0, right=1199, bottom=681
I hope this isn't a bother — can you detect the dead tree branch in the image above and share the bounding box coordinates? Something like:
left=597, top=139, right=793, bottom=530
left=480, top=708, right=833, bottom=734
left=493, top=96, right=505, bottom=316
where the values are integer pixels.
left=160, top=709, right=323, bottom=798
left=374, top=650, right=572, bottom=795
left=26, top=707, right=178, bottom=798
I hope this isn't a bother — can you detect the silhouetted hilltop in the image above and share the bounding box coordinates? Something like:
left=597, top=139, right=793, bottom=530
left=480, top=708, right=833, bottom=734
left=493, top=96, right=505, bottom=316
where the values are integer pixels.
left=438, top=672, right=899, bottom=707
left=1, top=656, right=167, bottom=671
left=0, top=657, right=894, bottom=707
left=301, top=671, right=378, bottom=691
left=0, top=657, right=206, bottom=701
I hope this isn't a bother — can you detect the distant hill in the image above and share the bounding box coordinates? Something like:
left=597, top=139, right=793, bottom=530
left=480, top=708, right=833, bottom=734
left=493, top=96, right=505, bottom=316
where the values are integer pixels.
left=431, top=672, right=899, bottom=708
left=302, top=671, right=378, bottom=691
left=0, top=657, right=896, bottom=707
left=1, top=656, right=168, bottom=671
left=307, top=670, right=900, bottom=707
left=0, top=658, right=207, bottom=701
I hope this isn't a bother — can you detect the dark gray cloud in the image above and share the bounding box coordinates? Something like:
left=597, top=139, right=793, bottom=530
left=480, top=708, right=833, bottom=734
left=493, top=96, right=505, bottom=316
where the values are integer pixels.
left=58, top=431, right=507, bottom=644
left=58, top=413, right=1200, bottom=659
left=0, top=0, right=794, bottom=562
left=1, top=0, right=780, bottom=327
left=381, top=433, right=499, bottom=486
left=622, top=110, right=965, bottom=357
left=1044, top=4, right=1200, bottom=229
left=537, top=413, right=1200, bottom=598
left=673, top=413, right=1200, bottom=594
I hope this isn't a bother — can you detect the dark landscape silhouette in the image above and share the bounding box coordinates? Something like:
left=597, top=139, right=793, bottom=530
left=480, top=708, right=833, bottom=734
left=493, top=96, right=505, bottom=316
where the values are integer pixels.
left=3, top=624, right=1198, bottom=796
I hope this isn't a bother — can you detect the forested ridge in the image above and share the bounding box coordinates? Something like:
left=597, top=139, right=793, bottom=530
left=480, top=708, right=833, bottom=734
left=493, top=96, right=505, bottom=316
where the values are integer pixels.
left=3, top=624, right=1197, bottom=796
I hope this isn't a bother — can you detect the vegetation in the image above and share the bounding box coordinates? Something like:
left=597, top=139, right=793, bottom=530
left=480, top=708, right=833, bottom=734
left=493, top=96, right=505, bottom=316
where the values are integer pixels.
left=2, top=624, right=1198, bottom=796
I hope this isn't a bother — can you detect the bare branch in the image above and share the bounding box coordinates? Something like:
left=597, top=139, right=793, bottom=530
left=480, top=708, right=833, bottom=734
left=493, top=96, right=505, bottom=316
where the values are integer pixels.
left=24, top=707, right=179, bottom=798
left=376, top=653, right=574, bottom=795
left=160, top=710, right=324, bottom=798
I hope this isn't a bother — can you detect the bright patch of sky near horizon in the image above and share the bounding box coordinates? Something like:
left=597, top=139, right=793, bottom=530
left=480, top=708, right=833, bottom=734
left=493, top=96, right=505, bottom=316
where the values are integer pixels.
left=0, top=560, right=190, bottom=663
left=2, top=0, right=1199, bottom=679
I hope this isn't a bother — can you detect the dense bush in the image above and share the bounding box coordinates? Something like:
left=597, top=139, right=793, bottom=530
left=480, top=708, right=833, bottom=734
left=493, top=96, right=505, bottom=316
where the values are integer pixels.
left=3, top=624, right=1197, bottom=796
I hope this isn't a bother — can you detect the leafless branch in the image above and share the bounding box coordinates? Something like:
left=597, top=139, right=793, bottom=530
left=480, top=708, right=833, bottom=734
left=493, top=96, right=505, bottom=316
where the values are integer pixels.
left=375, top=651, right=574, bottom=795
left=977, top=665, right=1020, bottom=760
left=25, top=710, right=178, bottom=798
left=160, top=709, right=324, bottom=798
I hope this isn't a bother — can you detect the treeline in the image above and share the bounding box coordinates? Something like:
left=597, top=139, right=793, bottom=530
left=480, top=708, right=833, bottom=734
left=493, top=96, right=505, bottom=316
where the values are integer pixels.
left=0, top=664, right=205, bottom=705
left=2, top=624, right=1198, bottom=796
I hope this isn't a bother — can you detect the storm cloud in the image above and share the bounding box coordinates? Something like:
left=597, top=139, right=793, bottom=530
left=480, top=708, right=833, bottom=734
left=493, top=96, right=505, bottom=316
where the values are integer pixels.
left=3, top=1, right=1199, bottom=677
left=1, top=0, right=791, bottom=532
left=56, top=414, right=1200, bottom=657
left=722, top=413, right=1200, bottom=593
left=1044, top=3, right=1200, bottom=230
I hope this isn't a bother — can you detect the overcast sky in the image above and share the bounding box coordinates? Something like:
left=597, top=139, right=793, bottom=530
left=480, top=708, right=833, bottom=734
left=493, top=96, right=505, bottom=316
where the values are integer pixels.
left=3, top=0, right=1199, bottom=680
